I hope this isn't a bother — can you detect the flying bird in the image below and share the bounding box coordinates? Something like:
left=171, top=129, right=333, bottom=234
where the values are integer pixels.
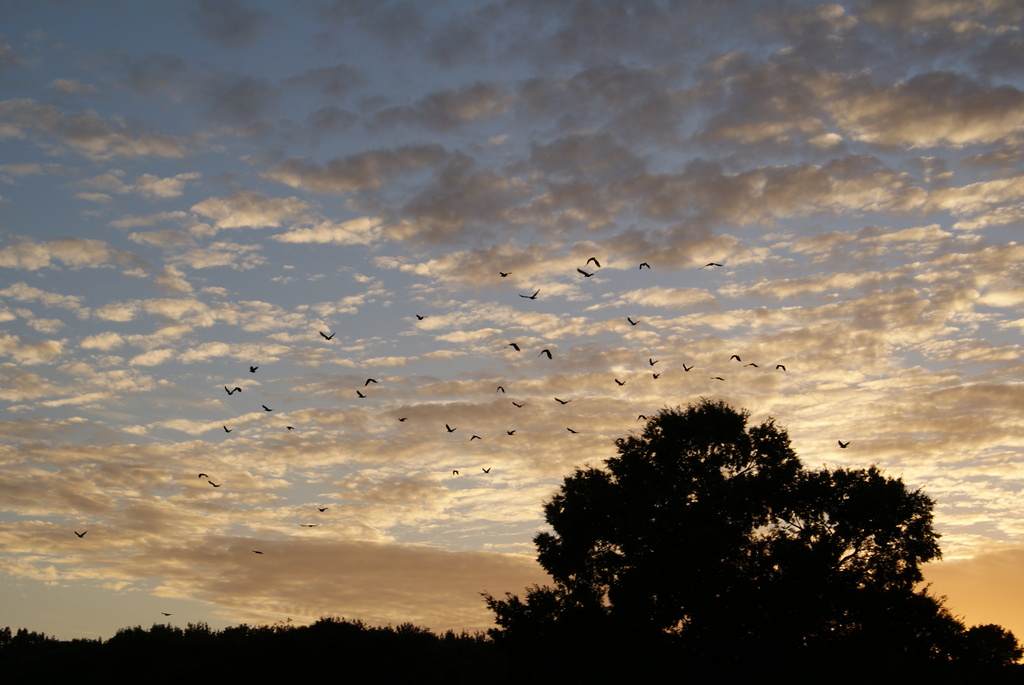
left=262, top=404, right=273, bottom=411
left=197, top=473, right=209, bottom=479
left=398, top=417, right=408, bottom=422
left=506, top=342, right=521, bottom=351
left=364, top=378, right=378, bottom=386
left=702, top=262, right=723, bottom=268
left=838, top=440, right=850, bottom=448
left=470, top=435, right=481, bottom=441
left=730, top=355, right=742, bottom=361
left=356, top=390, right=366, bottom=398
left=249, top=366, right=258, bottom=373
left=539, top=349, right=552, bottom=359
left=652, top=373, right=660, bottom=379
left=512, top=401, right=524, bottom=408
left=319, top=331, right=335, bottom=340
left=627, top=317, right=638, bottom=326
left=318, top=507, right=329, bottom=512
left=586, top=257, right=601, bottom=267
left=745, top=363, right=759, bottom=368
left=519, top=290, right=540, bottom=300
left=208, top=480, right=221, bottom=487
left=482, top=467, right=491, bottom=473
left=252, top=550, right=263, bottom=554
left=74, top=530, right=87, bottom=538
left=416, top=314, right=425, bottom=320
left=577, top=268, right=594, bottom=277
left=682, top=364, right=693, bottom=372
left=301, top=524, right=319, bottom=527
left=452, top=470, right=459, bottom=475
left=506, top=430, right=516, bottom=435
left=566, top=427, right=578, bottom=434
left=446, top=424, right=456, bottom=432
left=286, top=426, right=294, bottom=430
left=637, top=415, right=647, bottom=421
left=499, top=272, right=511, bottom=277
left=161, top=612, right=172, bottom=616
left=497, top=386, right=505, bottom=393
left=776, top=364, right=787, bottom=371
left=649, top=358, right=658, bottom=366
left=225, top=386, right=241, bottom=395
left=554, top=398, right=571, bottom=405
left=711, top=376, right=725, bottom=381
left=614, top=379, right=625, bottom=386
left=223, top=425, right=232, bottom=433
left=639, top=262, right=650, bottom=269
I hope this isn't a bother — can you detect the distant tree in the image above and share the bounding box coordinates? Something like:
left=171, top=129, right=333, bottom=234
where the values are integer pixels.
left=485, top=399, right=1020, bottom=675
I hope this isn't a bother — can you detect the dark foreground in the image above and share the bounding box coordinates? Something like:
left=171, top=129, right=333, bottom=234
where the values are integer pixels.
left=3, top=619, right=1022, bottom=684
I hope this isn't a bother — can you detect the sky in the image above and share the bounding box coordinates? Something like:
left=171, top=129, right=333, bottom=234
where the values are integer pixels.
left=1, top=0, right=1023, bottom=641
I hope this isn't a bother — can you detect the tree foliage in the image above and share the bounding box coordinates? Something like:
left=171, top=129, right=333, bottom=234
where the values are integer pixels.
left=485, top=399, right=1020, bottom=675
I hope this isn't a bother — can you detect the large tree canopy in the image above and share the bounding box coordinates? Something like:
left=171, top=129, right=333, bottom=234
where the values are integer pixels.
left=485, top=399, right=1020, bottom=676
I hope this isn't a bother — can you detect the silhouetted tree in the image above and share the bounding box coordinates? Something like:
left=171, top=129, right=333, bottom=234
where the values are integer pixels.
left=485, top=399, right=1020, bottom=676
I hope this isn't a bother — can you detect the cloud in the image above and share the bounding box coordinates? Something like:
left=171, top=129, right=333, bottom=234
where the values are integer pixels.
left=373, top=82, right=512, bottom=132
left=0, top=334, right=63, bottom=365
left=262, top=145, right=448, bottom=194
left=286, top=64, right=366, bottom=98
left=111, top=211, right=190, bottom=229
left=272, top=217, right=383, bottom=246
left=0, top=98, right=191, bottom=159
left=190, top=0, right=279, bottom=49
left=190, top=191, right=313, bottom=230
left=0, top=237, right=148, bottom=273
left=80, top=332, right=125, bottom=351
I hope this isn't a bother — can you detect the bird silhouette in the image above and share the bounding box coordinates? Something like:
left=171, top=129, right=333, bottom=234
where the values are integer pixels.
left=730, top=355, right=742, bottom=361
left=615, top=379, right=625, bottom=386
left=682, top=364, right=693, bottom=372
left=566, top=427, right=578, bottom=434
left=262, top=404, right=273, bottom=411
left=223, top=426, right=232, bottom=433
left=506, top=430, right=516, bottom=435
left=512, top=401, right=524, bottom=408
left=416, top=314, right=425, bottom=320
left=398, top=417, right=408, bottom=422
left=446, top=424, right=456, bottom=432
left=470, top=435, right=481, bottom=441
left=364, top=378, right=378, bottom=386
left=519, top=290, right=540, bottom=300
left=249, top=366, right=258, bottom=373
left=198, top=473, right=209, bottom=479
left=652, top=373, right=660, bottom=379
left=506, top=342, right=521, bottom=351
left=776, top=364, right=787, bottom=371
left=225, top=386, right=241, bottom=395
left=252, top=550, right=263, bottom=554
left=637, top=415, right=647, bottom=421
left=301, top=524, right=318, bottom=527
left=649, top=358, right=658, bottom=366
left=499, top=272, right=511, bottom=277
left=208, top=480, right=221, bottom=487
left=702, top=262, right=723, bottom=268
left=74, top=530, right=87, bottom=538
left=838, top=440, right=850, bottom=448
left=639, top=262, right=650, bottom=269
left=356, top=390, right=366, bottom=398
left=319, top=331, right=335, bottom=340
left=482, top=467, right=491, bottom=473
left=497, top=386, right=505, bottom=393
left=318, top=507, right=328, bottom=512
left=577, top=268, right=594, bottom=277
left=711, top=376, right=725, bottom=381
left=539, top=349, right=552, bottom=359
left=587, top=257, right=601, bottom=267
left=554, top=398, right=571, bottom=404
left=627, top=317, right=638, bottom=326
left=745, top=362, right=759, bottom=367
left=286, top=426, right=294, bottom=430
left=161, top=612, right=172, bottom=616
left=452, top=469, right=459, bottom=475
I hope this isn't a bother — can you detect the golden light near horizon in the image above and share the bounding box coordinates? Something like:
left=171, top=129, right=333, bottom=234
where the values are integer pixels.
left=0, top=0, right=1023, bottom=643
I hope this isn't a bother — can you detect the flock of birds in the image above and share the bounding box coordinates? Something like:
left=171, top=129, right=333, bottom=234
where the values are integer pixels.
left=69, top=255, right=851, bottom=617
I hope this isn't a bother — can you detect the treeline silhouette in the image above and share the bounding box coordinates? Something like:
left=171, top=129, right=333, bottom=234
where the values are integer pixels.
left=0, top=619, right=504, bottom=683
